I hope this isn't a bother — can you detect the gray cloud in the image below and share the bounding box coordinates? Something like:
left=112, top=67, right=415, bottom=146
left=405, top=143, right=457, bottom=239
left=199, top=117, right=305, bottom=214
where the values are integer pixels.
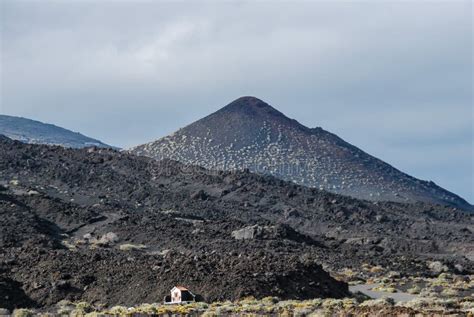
left=0, top=0, right=472, bottom=202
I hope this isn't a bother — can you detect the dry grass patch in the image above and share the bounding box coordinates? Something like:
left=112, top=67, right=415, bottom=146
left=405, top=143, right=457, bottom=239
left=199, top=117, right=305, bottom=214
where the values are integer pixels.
left=119, top=243, right=147, bottom=251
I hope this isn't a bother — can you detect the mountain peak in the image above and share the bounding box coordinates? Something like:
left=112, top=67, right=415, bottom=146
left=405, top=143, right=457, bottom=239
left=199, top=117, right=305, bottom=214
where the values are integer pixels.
left=218, top=96, right=289, bottom=121
left=130, top=97, right=471, bottom=210
left=231, top=96, right=267, bottom=106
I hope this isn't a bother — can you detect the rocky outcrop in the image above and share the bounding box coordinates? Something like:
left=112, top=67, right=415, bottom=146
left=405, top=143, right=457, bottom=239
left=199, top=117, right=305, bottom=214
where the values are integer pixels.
left=231, top=224, right=317, bottom=245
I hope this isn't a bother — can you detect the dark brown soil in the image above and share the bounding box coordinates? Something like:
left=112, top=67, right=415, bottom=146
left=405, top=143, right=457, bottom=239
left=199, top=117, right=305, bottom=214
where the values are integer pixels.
left=0, top=136, right=472, bottom=309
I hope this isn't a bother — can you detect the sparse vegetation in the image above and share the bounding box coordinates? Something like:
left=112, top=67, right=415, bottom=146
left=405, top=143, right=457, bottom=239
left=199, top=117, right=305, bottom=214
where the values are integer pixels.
left=372, top=284, right=397, bottom=293
left=61, top=239, right=78, bottom=251
left=12, top=309, right=34, bottom=317
left=13, top=290, right=474, bottom=316
left=408, top=285, right=421, bottom=294
left=359, top=297, right=395, bottom=307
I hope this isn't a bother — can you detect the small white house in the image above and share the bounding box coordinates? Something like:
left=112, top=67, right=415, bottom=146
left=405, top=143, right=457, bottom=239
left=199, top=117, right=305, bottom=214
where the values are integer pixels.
left=164, top=286, right=196, bottom=304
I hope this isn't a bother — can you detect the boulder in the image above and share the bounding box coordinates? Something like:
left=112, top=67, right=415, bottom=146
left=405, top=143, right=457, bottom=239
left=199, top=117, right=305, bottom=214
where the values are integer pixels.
left=231, top=225, right=264, bottom=240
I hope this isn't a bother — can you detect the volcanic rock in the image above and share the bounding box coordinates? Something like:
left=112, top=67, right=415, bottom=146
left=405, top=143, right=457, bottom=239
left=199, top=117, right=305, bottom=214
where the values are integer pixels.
left=130, top=97, right=471, bottom=209
left=0, top=138, right=472, bottom=309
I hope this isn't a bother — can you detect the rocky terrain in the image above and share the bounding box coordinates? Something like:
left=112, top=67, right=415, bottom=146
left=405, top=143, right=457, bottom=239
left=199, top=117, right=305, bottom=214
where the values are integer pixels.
left=0, top=115, right=113, bottom=149
left=0, top=135, right=473, bottom=311
left=130, top=96, right=471, bottom=210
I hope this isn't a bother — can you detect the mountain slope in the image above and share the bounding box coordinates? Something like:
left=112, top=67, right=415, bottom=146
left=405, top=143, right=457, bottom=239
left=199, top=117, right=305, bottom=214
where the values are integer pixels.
left=0, top=115, right=113, bottom=149
left=130, top=96, right=470, bottom=209
left=1, top=137, right=473, bottom=308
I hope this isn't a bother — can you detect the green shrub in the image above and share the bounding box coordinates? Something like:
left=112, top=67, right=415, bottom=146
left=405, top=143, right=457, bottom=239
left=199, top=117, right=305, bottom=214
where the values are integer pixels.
left=407, top=285, right=421, bottom=294
left=12, top=309, right=34, bottom=317
left=360, top=297, right=395, bottom=307
left=107, top=305, right=129, bottom=315
left=261, top=296, right=279, bottom=304
left=84, top=313, right=106, bottom=317
left=70, top=309, right=86, bottom=317
left=74, top=302, right=92, bottom=312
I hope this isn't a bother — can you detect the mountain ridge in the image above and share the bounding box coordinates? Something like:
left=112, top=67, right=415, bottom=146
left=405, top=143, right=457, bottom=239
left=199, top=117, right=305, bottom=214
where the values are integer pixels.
left=130, top=96, right=471, bottom=210
left=0, top=114, right=114, bottom=149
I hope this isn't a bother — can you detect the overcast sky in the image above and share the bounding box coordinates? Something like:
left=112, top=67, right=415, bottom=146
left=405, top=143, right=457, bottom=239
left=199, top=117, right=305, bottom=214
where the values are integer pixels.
left=0, top=1, right=472, bottom=202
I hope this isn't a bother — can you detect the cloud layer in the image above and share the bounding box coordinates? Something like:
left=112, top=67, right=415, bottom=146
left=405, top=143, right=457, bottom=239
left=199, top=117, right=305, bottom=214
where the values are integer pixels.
left=1, top=1, right=472, bottom=202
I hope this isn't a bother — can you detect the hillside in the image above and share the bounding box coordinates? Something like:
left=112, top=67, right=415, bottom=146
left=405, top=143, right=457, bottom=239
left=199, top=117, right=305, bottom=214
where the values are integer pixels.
left=0, top=115, right=113, bottom=149
left=0, top=136, right=472, bottom=309
left=130, top=97, right=471, bottom=210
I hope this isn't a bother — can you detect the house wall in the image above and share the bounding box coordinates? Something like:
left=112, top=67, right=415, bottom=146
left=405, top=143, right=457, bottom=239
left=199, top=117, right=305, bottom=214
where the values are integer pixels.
left=171, top=289, right=181, bottom=302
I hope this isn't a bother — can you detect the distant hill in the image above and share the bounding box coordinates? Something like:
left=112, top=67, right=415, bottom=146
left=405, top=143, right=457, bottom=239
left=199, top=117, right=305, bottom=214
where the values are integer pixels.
left=0, top=115, right=113, bottom=149
left=130, top=96, right=471, bottom=210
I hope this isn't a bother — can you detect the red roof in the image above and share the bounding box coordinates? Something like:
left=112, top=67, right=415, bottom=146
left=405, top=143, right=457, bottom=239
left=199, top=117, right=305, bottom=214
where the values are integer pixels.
left=175, top=286, right=188, bottom=291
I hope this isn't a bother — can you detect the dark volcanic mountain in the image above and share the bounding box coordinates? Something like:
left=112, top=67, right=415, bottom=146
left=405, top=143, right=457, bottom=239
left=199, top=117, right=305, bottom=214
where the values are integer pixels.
left=0, top=115, right=113, bottom=149
left=1, top=136, right=473, bottom=309
left=130, top=96, right=470, bottom=209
